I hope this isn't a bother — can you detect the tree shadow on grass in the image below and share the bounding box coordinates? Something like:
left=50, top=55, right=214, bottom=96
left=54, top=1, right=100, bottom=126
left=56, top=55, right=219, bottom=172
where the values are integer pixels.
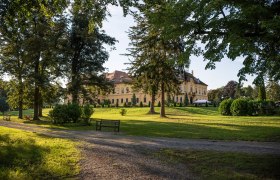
left=119, top=119, right=280, bottom=142
left=0, top=134, right=67, bottom=179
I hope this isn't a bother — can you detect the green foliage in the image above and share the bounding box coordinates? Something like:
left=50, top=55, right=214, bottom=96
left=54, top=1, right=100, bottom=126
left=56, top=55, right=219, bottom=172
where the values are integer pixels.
left=123, top=102, right=127, bottom=107
left=119, top=108, right=127, bottom=116
left=230, top=99, right=248, bottom=116
left=266, top=81, right=280, bottom=101
left=184, top=94, right=189, bottom=106
left=258, top=85, right=266, bottom=101
left=0, top=98, right=9, bottom=114
left=205, top=102, right=208, bottom=107
left=158, top=101, right=161, bottom=107
left=179, top=102, right=183, bottom=107
left=219, top=99, right=233, bottom=116
left=140, top=101, right=143, bottom=107
left=148, top=1, right=280, bottom=83
left=49, top=104, right=81, bottom=124
left=81, top=104, right=94, bottom=125
left=131, top=93, right=137, bottom=106
left=148, top=101, right=151, bottom=107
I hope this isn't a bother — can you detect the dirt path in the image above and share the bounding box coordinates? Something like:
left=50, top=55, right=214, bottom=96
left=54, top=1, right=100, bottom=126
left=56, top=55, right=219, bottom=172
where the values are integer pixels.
left=1, top=121, right=280, bottom=179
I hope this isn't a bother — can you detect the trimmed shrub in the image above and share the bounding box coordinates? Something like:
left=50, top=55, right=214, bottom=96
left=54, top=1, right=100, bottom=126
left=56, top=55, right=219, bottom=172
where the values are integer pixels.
left=49, top=103, right=81, bottom=124
left=219, top=99, right=233, bottom=115
left=120, top=108, right=127, bottom=116
left=247, top=100, right=255, bottom=116
left=158, top=101, right=161, bottom=107
left=67, top=103, right=82, bottom=123
left=81, top=104, right=94, bottom=125
left=140, top=101, right=143, bottom=107
left=257, top=100, right=276, bottom=115
left=230, top=98, right=248, bottom=116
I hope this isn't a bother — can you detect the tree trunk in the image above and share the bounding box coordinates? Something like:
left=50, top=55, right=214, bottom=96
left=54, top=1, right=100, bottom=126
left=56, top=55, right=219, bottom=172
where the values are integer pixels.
left=160, top=83, right=166, bottom=118
left=18, top=74, right=23, bottom=119
left=71, top=52, right=80, bottom=104
left=33, top=53, right=40, bottom=121
left=149, top=92, right=156, bottom=114
left=38, top=91, right=43, bottom=117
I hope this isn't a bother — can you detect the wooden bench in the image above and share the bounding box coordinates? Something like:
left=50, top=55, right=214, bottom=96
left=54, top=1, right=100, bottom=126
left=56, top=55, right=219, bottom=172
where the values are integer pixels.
left=3, top=115, right=11, bottom=121
left=96, top=120, right=120, bottom=132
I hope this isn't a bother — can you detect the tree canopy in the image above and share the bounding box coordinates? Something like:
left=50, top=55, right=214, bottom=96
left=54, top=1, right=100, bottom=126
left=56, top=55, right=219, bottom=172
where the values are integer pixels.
left=147, top=0, right=280, bottom=84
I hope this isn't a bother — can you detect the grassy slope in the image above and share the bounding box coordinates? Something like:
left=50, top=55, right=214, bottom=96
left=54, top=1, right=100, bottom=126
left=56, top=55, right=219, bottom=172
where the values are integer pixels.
left=156, top=149, right=280, bottom=180
left=0, top=126, right=80, bottom=179
left=3, top=107, right=280, bottom=141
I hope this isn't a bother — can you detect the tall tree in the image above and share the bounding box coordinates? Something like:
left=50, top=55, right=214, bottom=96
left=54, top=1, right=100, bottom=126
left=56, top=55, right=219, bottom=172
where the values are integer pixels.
left=223, top=81, right=239, bottom=99
left=266, top=81, right=280, bottom=101
left=127, top=1, right=187, bottom=117
left=65, top=0, right=116, bottom=104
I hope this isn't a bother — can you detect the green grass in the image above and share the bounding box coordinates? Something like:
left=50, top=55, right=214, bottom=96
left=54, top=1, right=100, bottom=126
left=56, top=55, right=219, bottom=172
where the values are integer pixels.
left=3, top=107, right=280, bottom=141
left=155, top=149, right=280, bottom=180
left=0, top=126, right=80, bottom=179
left=93, top=107, right=280, bottom=142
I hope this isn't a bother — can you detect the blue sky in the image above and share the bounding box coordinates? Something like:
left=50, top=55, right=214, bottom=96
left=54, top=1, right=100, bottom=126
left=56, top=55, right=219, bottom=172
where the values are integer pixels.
left=102, top=5, right=255, bottom=90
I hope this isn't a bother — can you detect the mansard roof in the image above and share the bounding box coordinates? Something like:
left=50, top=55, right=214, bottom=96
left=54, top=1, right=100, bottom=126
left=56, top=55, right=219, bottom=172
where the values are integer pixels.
left=182, top=72, right=208, bottom=86
left=106, top=70, right=132, bottom=84
left=106, top=70, right=207, bottom=86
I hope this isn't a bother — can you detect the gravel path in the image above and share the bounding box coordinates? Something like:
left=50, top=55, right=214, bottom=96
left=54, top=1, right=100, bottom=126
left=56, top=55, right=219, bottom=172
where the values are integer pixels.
left=1, top=120, right=280, bottom=179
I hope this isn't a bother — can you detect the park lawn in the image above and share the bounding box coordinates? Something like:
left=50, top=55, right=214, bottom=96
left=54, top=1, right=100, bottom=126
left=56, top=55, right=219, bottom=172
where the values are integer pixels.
left=3, top=107, right=280, bottom=141
left=0, top=126, right=80, bottom=179
left=155, top=149, right=280, bottom=180
left=93, top=107, right=280, bottom=142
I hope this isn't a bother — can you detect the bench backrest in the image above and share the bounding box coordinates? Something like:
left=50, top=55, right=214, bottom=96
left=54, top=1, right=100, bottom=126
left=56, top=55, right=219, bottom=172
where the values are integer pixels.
left=100, top=120, right=120, bottom=125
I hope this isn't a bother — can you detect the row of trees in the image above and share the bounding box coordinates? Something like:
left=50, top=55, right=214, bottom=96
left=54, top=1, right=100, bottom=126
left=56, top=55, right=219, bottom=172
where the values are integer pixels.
left=0, top=0, right=134, bottom=120
left=208, top=80, right=280, bottom=103
left=1, top=1, right=279, bottom=119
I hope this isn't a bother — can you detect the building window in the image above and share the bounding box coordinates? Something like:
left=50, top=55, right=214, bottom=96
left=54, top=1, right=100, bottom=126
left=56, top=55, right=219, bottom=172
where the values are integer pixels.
left=97, top=99, right=100, bottom=104
left=126, top=98, right=128, bottom=103
left=117, top=99, right=119, bottom=103
left=112, top=99, right=114, bottom=104
left=180, top=97, right=182, bottom=103
left=144, top=96, right=146, bottom=103
left=176, top=96, right=178, bottom=102
left=136, top=98, right=139, bottom=103
left=121, top=98, right=123, bottom=103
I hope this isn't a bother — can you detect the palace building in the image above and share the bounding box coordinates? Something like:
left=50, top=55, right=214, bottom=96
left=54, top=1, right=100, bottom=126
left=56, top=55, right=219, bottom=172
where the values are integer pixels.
left=97, top=70, right=208, bottom=106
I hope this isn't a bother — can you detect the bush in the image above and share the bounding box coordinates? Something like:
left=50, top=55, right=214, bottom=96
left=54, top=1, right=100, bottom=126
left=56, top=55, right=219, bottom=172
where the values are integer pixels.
left=140, top=101, right=143, bottom=107
left=49, top=103, right=81, bottom=124
left=123, top=102, right=127, bottom=107
left=255, top=100, right=276, bottom=115
left=120, top=108, right=127, bottom=116
left=247, top=100, right=255, bottom=116
left=219, top=99, right=233, bottom=116
left=81, top=104, right=94, bottom=125
left=230, top=98, right=248, bottom=116
left=158, top=101, right=161, bottom=107
left=49, top=104, right=69, bottom=124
